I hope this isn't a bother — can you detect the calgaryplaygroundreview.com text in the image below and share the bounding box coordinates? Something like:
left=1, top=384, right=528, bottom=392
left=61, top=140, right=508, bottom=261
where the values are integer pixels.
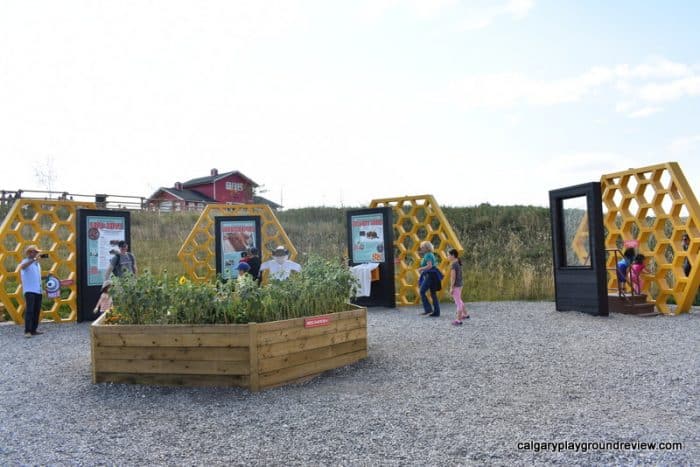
left=517, top=440, right=683, bottom=453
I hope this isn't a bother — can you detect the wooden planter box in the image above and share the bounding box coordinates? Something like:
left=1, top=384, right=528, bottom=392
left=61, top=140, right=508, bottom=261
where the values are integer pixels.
left=91, top=306, right=367, bottom=391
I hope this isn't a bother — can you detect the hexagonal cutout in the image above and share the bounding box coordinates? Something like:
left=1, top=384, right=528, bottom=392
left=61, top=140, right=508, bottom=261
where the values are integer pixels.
left=2, top=254, right=20, bottom=275
left=19, top=204, right=37, bottom=221
left=658, top=170, right=672, bottom=190
left=401, top=235, right=415, bottom=252
left=626, top=175, right=639, bottom=195
left=638, top=183, right=655, bottom=204
left=2, top=232, right=20, bottom=252
left=414, top=207, right=427, bottom=223
left=55, top=225, right=72, bottom=242
left=643, top=232, right=657, bottom=251
left=194, top=248, right=209, bottom=262
left=401, top=219, right=413, bottom=234
left=663, top=244, right=675, bottom=263
left=55, top=206, right=72, bottom=222
left=621, top=220, right=640, bottom=240
left=37, top=214, right=56, bottom=231
left=19, top=224, right=38, bottom=242
left=612, top=189, right=623, bottom=206
left=194, top=231, right=209, bottom=246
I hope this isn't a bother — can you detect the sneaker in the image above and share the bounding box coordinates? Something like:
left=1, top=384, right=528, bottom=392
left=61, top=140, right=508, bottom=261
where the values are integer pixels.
left=31, top=331, right=43, bottom=336
left=24, top=332, right=32, bottom=338
left=428, top=313, right=440, bottom=317
left=452, top=320, right=462, bottom=326
left=420, top=311, right=432, bottom=316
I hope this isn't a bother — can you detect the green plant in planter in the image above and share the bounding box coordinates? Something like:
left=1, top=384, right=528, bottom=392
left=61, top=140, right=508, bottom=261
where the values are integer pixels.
left=108, top=256, right=358, bottom=325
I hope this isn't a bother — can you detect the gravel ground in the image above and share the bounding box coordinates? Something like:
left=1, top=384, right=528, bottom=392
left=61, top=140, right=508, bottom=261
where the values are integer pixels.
left=1, top=301, right=698, bottom=466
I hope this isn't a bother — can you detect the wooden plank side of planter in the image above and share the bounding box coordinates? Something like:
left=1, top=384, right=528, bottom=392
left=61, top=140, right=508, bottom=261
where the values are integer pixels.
left=257, top=338, right=367, bottom=373
left=256, top=314, right=367, bottom=346
left=94, top=372, right=249, bottom=387
left=93, top=346, right=250, bottom=362
left=258, top=349, right=368, bottom=390
left=94, top=358, right=250, bottom=375
left=93, top=332, right=250, bottom=348
left=257, top=328, right=367, bottom=359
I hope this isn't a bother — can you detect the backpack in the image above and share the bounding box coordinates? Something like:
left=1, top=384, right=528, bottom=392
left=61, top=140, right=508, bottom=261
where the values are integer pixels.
left=112, top=252, right=134, bottom=276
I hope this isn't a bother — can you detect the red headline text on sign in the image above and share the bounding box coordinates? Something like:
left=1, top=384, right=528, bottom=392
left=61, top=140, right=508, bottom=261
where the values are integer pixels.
left=304, top=315, right=332, bottom=328
left=352, top=219, right=383, bottom=227
left=222, top=226, right=254, bottom=233
left=89, top=222, right=123, bottom=229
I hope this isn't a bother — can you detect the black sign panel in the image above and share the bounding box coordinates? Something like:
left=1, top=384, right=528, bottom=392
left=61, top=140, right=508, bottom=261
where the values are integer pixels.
left=214, top=216, right=262, bottom=280
left=549, top=182, right=608, bottom=316
left=346, top=207, right=396, bottom=308
left=76, top=209, right=131, bottom=322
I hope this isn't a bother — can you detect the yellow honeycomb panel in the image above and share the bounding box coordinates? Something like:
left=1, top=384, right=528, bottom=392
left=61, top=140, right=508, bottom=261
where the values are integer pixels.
left=0, top=198, right=96, bottom=324
left=594, top=162, right=699, bottom=315
left=370, top=194, right=463, bottom=306
left=177, top=204, right=296, bottom=282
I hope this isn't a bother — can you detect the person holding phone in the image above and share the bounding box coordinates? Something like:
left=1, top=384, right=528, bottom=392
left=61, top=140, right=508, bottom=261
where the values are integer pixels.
left=17, top=245, right=45, bottom=338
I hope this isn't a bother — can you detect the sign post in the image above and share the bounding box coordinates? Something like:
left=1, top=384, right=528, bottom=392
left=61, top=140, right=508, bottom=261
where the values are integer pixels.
left=77, top=209, right=131, bottom=322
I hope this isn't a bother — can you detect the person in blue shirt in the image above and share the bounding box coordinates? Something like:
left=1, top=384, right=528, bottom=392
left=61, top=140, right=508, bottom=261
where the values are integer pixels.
left=17, top=245, right=44, bottom=338
left=418, top=241, right=443, bottom=317
left=616, top=247, right=636, bottom=298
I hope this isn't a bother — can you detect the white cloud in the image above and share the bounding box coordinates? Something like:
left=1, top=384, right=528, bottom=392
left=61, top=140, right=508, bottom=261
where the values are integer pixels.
left=669, top=135, right=700, bottom=154
left=358, top=0, right=533, bottom=26
left=445, top=57, right=700, bottom=117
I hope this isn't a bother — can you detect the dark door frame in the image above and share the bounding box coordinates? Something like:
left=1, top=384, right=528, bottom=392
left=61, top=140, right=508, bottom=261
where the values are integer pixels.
left=549, top=182, right=608, bottom=316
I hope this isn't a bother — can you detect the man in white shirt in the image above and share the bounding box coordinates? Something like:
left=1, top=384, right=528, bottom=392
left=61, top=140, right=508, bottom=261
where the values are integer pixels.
left=17, top=245, right=44, bottom=338
left=259, top=246, right=302, bottom=281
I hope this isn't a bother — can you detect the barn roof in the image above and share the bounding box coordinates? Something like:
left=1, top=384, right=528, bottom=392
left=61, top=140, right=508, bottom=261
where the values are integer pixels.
left=183, top=170, right=258, bottom=188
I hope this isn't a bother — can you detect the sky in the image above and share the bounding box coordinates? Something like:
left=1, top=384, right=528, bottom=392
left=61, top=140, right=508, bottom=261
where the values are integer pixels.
left=1, top=0, right=699, bottom=209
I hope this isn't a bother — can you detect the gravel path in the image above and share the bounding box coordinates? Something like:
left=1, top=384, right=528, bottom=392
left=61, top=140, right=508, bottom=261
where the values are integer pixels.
left=1, top=302, right=698, bottom=466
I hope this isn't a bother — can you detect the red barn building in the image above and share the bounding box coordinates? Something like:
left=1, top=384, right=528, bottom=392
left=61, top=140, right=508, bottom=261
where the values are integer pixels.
left=147, top=168, right=280, bottom=211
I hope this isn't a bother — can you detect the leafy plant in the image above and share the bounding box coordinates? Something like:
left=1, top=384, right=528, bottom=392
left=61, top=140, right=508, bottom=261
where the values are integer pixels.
left=107, top=256, right=358, bottom=325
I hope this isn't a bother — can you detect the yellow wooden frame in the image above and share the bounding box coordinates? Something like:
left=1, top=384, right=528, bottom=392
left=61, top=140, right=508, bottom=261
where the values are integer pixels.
left=177, top=204, right=296, bottom=282
left=0, top=198, right=96, bottom=323
left=370, top=194, right=463, bottom=306
left=572, top=162, right=700, bottom=314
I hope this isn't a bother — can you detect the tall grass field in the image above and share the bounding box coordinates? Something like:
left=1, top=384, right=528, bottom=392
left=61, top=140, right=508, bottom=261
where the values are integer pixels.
left=131, top=205, right=555, bottom=302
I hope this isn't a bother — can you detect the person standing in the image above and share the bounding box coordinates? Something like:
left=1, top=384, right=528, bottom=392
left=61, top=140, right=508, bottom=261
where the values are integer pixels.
left=17, top=245, right=44, bottom=338
left=105, top=240, right=137, bottom=279
left=246, top=247, right=262, bottom=284
left=418, top=241, right=442, bottom=317
left=681, top=233, right=691, bottom=277
left=448, top=249, right=469, bottom=325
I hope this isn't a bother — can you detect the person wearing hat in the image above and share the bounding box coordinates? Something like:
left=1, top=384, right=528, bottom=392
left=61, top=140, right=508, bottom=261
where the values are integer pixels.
left=93, top=280, right=113, bottom=316
left=17, top=245, right=44, bottom=337
left=235, top=261, right=252, bottom=284
left=259, top=246, right=302, bottom=281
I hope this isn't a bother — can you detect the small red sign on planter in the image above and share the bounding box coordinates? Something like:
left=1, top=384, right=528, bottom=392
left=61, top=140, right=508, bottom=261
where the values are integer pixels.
left=304, top=315, right=332, bottom=328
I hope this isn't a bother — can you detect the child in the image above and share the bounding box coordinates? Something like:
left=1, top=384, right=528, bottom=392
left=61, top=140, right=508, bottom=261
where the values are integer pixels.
left=448, top=249, right=469, bottom=325
left=630, top=254, right=649, bottom=294
left=616, top=247, right=636, bottom=297
left=93, top=280, right=113, bottom=316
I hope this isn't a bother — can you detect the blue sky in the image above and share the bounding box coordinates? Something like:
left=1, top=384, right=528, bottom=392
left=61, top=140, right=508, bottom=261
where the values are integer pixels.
left=1, top=0, right=698, bottom=208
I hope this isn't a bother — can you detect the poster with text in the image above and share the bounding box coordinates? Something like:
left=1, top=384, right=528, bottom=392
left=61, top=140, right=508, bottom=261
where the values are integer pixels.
left=220, top=219, right=257, bottom=279
left=86, top=215, right=126, bottom=286
left=350, top=212, right=385, bottom=263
